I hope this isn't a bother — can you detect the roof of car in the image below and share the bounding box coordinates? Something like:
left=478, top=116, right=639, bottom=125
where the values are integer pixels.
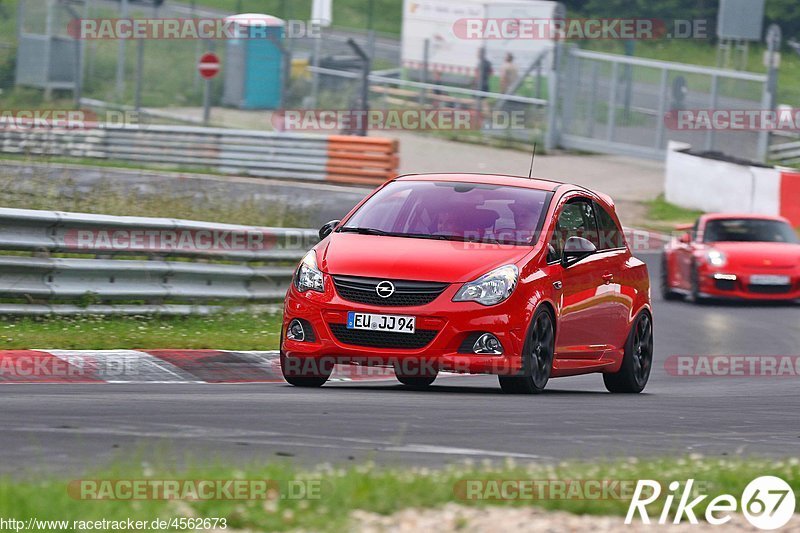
left=394, top=173, right=571, bottom=192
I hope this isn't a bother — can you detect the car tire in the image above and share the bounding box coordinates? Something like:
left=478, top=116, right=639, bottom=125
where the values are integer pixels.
left=280, top=351, right=332, bottom=388
left=660, top=254, right=680, bottom=301
left=603, top=311, right=653, bottom=394
left=394, top=361, right=438, bottom=388
left=395, top=374, right=438, bottom=388
left=498, top=307, right=554, bottom=394
left=686, top=261, right=705, bottom=304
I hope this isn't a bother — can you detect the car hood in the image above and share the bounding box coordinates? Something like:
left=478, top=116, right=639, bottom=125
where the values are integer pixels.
left=317, top=233, right=534, bottom=283
left=705, top=241, right=800, bottom=269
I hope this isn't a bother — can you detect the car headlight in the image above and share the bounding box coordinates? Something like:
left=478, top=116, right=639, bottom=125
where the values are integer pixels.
left=453, top=265, right=519, bottom=306
left=294, top=250, right=325, bottom=293
left=706, top=249, right=727, bottom=267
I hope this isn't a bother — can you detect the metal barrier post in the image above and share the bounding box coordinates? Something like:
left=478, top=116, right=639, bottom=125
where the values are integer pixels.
left=654, top=68, right=668, bottom=150
left=704, top=75, right=719, bottom=152
left=606, top=62, right=619, bottom=142
left=544, top=41, right=564, bottom=151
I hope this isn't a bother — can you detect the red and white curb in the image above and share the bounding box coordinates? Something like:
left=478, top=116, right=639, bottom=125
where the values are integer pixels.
left=0, top=350, right=397, bottom=384
left=624, top=228, right=671, bottom=254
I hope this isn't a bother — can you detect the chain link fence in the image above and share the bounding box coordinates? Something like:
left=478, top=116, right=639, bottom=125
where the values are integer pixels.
left=559, top=47, right=769, bottom=161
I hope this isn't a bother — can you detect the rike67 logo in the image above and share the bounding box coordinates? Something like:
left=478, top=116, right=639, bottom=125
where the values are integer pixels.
left=626, top=476, right=796, bottom=530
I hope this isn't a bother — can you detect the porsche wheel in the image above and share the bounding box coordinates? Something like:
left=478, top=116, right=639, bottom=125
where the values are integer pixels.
left=686, top=261, right=705, bottom=304
left=660, top=254, right=680, bottom=301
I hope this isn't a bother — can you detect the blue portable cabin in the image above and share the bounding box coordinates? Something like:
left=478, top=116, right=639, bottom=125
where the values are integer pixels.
left=222, top=14, right=285, bottom=110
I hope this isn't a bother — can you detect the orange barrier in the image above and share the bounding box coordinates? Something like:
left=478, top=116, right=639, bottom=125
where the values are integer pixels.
left=326, top=136, right=399, bottom=185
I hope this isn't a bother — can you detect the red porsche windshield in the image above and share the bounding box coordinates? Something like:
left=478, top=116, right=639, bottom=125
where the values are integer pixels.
left=704, top=218, right=799, bottom=244
left=340, top=180, right=550, bottom=245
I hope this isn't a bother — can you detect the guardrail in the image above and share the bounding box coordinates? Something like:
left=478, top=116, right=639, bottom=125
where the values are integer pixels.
left=0, top=207, right=319, bottom=316
left=769, top=131, right=800, bottom=165
left=0, top=122, right=399, bottom=186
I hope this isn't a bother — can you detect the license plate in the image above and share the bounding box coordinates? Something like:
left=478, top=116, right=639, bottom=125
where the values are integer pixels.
left=750, top=275, right=791, bottom=286
left=347, top=312, right=415, bottom=334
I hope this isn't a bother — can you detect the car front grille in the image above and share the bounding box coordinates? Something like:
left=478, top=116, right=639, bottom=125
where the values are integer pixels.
left=328, top=323, right=438, bottom=349
left=714, top=279, right=736, bottom=291
left=332, top=275, right=448, bottom=307
left=748, top=284, right=793, bottom=294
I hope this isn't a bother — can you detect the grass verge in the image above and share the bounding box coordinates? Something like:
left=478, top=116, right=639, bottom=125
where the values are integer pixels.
left=0, top=166, right=310, bottom=228
left=0, top=313, right=283, bottom=350
left=643, top=194, right=703, bottom=232
left=0, top=456, right=797, bottom=532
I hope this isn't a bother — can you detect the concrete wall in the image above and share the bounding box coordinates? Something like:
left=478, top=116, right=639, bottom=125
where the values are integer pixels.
left=665, top=141, right=800, bottom=227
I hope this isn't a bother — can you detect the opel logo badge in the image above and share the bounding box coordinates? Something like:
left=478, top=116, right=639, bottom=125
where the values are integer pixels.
left=376, top=281, right=395, bottom=298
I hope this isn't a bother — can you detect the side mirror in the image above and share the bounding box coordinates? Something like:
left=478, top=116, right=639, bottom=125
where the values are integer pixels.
left=319, top=220, right=340, bottom=240
left=678, top=232, right=691, bottom=244
left=562, top=236, right=597, bottom=267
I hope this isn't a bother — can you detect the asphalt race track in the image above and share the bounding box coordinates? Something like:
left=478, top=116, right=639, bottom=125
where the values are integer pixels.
left=1, top=255, right=798, bottom=475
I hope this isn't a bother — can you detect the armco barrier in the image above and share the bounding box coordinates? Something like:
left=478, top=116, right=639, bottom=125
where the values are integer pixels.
left=0, top=208, right=670, bottom=315
left=0, top=207, right=319, bottom=315
left=665, top=142, right=800, bottom=227
left=0, top=123, right=398, bottom=186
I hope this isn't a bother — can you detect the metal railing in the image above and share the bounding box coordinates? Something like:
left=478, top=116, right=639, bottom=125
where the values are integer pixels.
left=308, top=66, right=552, bottom=146
left=0, top=122, right=398, bottom=185
left=769, top=131, right=800, bottom=165
left=0, top=207, right=318, bottom=315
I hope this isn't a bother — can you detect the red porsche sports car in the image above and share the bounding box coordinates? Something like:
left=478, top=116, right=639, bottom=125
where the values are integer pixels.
left=281, top=173, right=653, bottom=394
left=662, top=213, right=800, bottom=303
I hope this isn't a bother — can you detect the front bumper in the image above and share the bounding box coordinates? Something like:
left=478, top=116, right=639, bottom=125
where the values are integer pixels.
left=697, top=266, right=800, bottom=301
left=281, top=280, right=529, bottom=376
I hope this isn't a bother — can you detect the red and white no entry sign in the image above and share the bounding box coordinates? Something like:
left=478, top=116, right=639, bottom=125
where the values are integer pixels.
left=198, top=52, right=220, bottom=79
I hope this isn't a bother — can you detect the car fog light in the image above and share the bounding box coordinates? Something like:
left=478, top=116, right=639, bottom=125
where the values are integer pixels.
left=287, top=319, right=306, bottom=342
left=713, top=274, right=737, bottom=281
left=473, top=333, right=503, bottom=355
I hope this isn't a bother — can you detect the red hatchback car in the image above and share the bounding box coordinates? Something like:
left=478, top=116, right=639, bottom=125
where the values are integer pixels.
left=281, top=174, right=653, bottom=394
left=662, top=213, right=800, bottom=302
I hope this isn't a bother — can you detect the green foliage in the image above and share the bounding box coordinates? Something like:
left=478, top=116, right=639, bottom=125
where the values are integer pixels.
left=0, top=456, right=797, bottom=532
left=0, top=313, right=283, bottom=350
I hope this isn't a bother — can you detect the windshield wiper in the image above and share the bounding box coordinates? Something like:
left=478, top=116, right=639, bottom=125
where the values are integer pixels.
left=339, top=228, right=449, bottom=240
left=339, top=228, right=519, bottom=244
left=338, top=227, right=390, bottom=236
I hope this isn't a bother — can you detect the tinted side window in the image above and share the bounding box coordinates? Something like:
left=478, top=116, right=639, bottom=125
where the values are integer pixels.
left=594, top=202, right=625, bottom=250
left=547, top=199, right=599, bottom=262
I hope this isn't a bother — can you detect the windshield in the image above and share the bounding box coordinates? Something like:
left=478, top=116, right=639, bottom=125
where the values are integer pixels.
left=341, top=180, right=550, bottom=245
left=703, top=218, right=799, bottom=244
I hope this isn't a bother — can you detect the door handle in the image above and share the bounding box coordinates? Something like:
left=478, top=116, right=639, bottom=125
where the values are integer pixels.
left=602, top=273, right=614, bottom=284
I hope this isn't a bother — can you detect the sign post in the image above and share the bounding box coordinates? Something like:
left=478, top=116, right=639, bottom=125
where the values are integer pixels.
left=198, top=52, right=220, bottom=126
